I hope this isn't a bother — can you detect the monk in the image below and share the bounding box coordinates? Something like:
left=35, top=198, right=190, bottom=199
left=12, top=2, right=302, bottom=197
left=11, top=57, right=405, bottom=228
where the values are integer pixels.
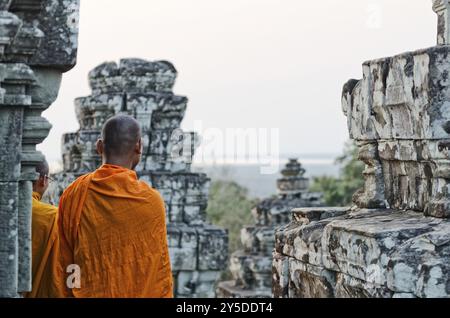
left=26, top=159, right=60, bottom=298
left=56, top=114, right=173, bottom=298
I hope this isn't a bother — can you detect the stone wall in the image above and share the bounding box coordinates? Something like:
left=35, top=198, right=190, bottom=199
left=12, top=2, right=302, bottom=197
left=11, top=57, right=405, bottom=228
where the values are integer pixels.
left=217, top=159, right=323, bottom=297
left=273, top=1, right=450, bottom=298
left=47, top=58, right=228, bottom=298
left=0, top=0, right=79, bottom=297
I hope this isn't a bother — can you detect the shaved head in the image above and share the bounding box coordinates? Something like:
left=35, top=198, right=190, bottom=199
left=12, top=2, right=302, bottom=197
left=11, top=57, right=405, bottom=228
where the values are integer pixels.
left=33, top=159, right=50, bottom=196
left=36, top=160, right=49, bottom=178
left=97, top=114, right=143, bottom=170
left=102, top=115, right=141, bottom=157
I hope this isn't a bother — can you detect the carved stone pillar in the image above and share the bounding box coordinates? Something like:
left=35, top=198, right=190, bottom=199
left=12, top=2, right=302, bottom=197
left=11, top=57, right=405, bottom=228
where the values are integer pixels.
left=352, top=141, right=386, bottom=209
left=0, top=0, right=80, bottom=297
left=433, top=0, right=450, bottom=45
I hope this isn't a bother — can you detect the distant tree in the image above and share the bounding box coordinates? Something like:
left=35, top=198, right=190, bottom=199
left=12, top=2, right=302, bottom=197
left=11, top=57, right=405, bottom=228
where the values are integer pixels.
left=206, top=180, right=256, bottom=254
left=310, top=141, right=365, bottom=206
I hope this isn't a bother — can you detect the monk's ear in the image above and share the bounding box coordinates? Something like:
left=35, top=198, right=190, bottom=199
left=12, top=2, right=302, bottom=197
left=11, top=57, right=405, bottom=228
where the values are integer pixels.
left=136, top=138, right=142, bottom=155
left=38, top=175, right=46, bottom=187
left=96, top=139, right=104, bottom=155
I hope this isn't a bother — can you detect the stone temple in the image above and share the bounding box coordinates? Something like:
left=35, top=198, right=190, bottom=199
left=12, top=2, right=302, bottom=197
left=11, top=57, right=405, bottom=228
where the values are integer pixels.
left=217, top=159, right=323, bottom=297
left=273, top=1, right=450, bottom=298
left=3, top=0, right=450, bottom=300
left=0, top=0, right=80, bottom=297
left=46, top=58, right=229, bottom=298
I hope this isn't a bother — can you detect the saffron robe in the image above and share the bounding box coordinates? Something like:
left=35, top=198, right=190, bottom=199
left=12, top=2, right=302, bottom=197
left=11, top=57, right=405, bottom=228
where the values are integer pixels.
left=26, top=192, right=60, bottom=298
left=57, top=164, right=173, bottom=298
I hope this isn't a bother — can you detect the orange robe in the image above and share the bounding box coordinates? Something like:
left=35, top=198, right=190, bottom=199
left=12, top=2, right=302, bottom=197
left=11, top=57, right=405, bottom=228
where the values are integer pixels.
left=26, top=192, right=60, bottom=298
left=57, top=164, right=173, bottom=298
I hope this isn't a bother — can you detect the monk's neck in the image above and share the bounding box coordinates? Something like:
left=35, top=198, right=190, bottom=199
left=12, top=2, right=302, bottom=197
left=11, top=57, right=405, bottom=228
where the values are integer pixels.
left=103, top=159, right=134, bottom=170
left=32, top=187, right=44, bottom=199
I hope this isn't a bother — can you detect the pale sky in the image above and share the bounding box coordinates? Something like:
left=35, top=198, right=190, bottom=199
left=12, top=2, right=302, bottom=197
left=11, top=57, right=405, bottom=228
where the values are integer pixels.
left=38, top=0, right=437, bottom=164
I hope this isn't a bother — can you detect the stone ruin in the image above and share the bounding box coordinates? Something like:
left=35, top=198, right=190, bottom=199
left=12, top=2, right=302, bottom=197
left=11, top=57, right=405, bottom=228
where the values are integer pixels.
left=46, top=58, right=229, bottom=298
left=273, top=1, right=450, bottom=298
left=3, top=0, right=449, bottom=301
left=0, top=0, right=80, bottom=297
left=217, top=159, right=323, bottom=297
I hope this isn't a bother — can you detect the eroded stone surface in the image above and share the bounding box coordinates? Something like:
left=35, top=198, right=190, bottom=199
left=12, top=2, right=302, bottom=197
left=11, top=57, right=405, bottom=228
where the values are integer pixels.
left=274, top=2, right=450, bottom=298
left=387, top=222, right=450, bottom=297
left=343, top=45, right=450, bottom=214
left=273, top=208, right=450, bottom=298
left=433, top=0, right=450, bottom=45
left=0, top=0, right=80, bottom=297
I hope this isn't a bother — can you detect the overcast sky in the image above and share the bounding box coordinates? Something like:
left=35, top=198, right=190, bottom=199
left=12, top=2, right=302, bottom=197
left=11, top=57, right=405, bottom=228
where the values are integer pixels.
left=38, top=0, right=437, bottom=164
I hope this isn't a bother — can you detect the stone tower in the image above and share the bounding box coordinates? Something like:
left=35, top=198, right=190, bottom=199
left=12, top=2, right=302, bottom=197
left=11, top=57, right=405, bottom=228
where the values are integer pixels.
left=48, top=58, right=228, bottom=298
left=217, top=159, right=323, bottom=297
left=0, top=0, right=80, bottom=297
left=273, top=1, right=450, bottom=298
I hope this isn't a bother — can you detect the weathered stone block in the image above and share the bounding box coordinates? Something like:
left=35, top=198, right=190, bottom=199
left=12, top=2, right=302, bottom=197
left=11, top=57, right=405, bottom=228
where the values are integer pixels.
left=433, top=0, right=450, bottom=45
left=0, top=182, right=18, bottom=297
left=272, top=252, right=288, bottom=298
left=167, top=224, right=197, bottom=271
left=0, top=107, right=22, bottom=180
left=334, top=273, right=392, bottom=298
left=176, top=270, right=221, bottom=298
left=17, top=180, right=31, bottom=292
left=287, top=258, right=335, bottom=298
left=275, top=208, right=349, bottom=267
left=198, top=225, right=228, bottom=271
left=216, top=280, right=272, bottom=298
left=387, top=222, right=450, bottom=297
left=322, top=210, right=442, bottom=285
left=241, top=226, right=274, bottom=255
left=291, top=207, right=349, bottom=223
left=29, top=0, right=80, bottom=70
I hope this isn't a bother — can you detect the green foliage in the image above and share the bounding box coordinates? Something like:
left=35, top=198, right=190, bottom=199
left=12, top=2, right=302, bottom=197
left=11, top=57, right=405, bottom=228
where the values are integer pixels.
left=206, top=180, right=256, bottom=254
left=310, top=141, right=365, bottom=206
